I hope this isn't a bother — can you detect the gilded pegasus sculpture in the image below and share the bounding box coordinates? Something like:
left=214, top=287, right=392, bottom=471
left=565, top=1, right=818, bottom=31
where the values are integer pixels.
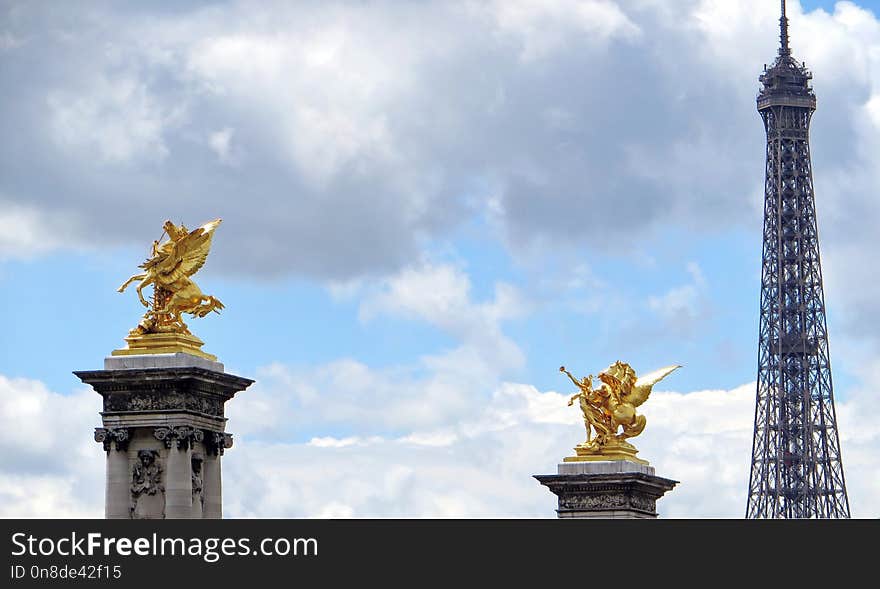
left=560, top=361, right=680, bottom=464
left=114, top=219, right=224, bottom=360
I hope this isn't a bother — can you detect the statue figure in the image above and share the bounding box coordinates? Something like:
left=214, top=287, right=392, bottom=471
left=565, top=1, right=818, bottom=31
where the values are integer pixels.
left=560, top=361, right=680, bottom=462
left=561, top=368, right=612, bottom=448
left=131, top=449, right=164, bottom=519
left=118, top=219, right=224, bottom=336
left=191, top=456, right=204, bottom=518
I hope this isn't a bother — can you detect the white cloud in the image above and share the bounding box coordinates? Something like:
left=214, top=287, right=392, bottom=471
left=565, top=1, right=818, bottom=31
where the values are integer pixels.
left=185, top=26, right=405, bottom=186
left=360, top=263, right=525, bottom=328
left=208, top=127, right=237, bottom=165
left=359, top=263, right=475, bottom=325
left=834, top=358, right=880, bottom=513
left=223, top=263, right=528, bottom=440
left=4, top=0, right=880, bottom=303
left=480, top=0, right=641, bottom=61
left=0, top=375, right=102, bottom=517
left=358, top=262, right=527, bottom=373
left=0, top=201, right=74, bottom=259
left=47, top=73, right=179, bottom=163
left=3, top=365, right=877, bottom=518
left=649, top=284, right=700, bottom=320
left=232, top=358, right=483, bottom=436
left=190, top=375, right=880, bottom=518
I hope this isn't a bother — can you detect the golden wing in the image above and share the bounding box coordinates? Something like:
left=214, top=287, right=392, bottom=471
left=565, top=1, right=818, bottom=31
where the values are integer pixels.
left=152, top=219, right=222, bottom=284
left=625, top=365, right=681, bottom=407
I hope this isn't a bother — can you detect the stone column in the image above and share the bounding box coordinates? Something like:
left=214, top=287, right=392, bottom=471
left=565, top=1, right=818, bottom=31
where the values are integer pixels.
left=158, top=426, right=198, bottom=519
left=534, top=460, right=678, bottom=519
left=203, top=451, right=222, bottom=519
left=96, top=428, right=131, bottom=519
left=202, top=431, right=231, bottom=519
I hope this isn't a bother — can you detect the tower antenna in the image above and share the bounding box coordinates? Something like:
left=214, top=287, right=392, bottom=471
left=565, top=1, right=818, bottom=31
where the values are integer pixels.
left=780, top=0, right=791, bottom=56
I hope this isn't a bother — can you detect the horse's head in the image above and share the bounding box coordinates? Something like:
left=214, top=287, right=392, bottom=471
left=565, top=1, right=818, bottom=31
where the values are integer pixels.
left=599, top=361, right=636, bottom=392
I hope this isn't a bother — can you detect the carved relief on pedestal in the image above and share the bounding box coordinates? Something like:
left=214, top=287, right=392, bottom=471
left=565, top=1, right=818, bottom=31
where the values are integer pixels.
left=191, top=455, right=204, bottom=517
left=560, top=492, right=627, bottom=511
left=131, top=449, right=165, bottom=519
left=104, top=391, right=223, bottom=417
left=94, top=427, right=130, bottom=452
left=629, top=494, right=656, bottom=512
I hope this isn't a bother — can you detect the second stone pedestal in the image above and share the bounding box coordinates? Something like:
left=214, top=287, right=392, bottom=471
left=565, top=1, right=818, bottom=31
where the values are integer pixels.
left=534, top=461, right=677, bottom=519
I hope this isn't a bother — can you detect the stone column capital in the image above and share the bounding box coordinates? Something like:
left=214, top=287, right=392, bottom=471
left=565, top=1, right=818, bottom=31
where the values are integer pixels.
left=204, top=430, right=233, bottom=456
left=95, top=427, right=130, bottom=452
left=154, top=426, right=204, bottom=450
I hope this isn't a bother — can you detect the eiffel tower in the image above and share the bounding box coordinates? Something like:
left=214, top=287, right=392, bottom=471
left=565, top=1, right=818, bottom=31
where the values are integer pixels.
left=746, top=0, right=850, bottom=518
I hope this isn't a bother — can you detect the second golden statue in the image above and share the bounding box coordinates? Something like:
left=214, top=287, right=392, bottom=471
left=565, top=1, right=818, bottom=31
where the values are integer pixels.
left=560, top=361, right=680, bottom=465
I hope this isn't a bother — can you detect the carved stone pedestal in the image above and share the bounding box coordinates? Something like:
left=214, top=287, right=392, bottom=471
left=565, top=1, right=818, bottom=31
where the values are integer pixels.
left=76, top=353, right=253, bottom=519
left=534, top=461, right=677, bottom=519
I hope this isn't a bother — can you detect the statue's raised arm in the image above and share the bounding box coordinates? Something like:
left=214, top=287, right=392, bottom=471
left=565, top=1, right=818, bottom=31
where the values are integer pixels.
left=559, top=366, right=590, bottom=392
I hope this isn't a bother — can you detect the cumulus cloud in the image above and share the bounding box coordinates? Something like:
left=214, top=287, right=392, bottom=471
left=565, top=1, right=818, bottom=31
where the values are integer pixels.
left=191, top=369, right=880, bottom=520
left=358, top=262, right=527, bottom=371
left=230, top=262, right=527, bottom=439
left=231, top=358, right=483, bottom=438
left=833, top=358, right=880, bottom=512
left=0, top=201, right=80, bottom=259
left=47, top=73, right=178, bottom=163
left=479, top=0, right=642, bottom=61
left=208, top=127, right=237, bottom=165
left=0, top=375, right=102, bottom=517
left=4, top=368, right=877, bottom=518
left=5, top=0, right=879, bottom=289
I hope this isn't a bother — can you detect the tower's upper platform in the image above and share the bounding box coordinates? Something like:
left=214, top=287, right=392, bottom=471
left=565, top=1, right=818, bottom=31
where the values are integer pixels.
left=757, top=0, right=816, bottom=111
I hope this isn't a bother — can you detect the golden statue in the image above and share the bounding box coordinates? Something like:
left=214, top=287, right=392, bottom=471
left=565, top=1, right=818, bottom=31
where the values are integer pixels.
left=560, top=361, right=680, bottom=464
left=113, top=219, right=224, bottom=360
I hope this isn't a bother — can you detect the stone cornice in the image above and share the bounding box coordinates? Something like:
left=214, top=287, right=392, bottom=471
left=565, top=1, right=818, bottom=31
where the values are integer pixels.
left=75, top=367, right=254, bottom=419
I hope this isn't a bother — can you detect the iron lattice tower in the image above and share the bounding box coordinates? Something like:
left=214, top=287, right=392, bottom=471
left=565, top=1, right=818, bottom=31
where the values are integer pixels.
left=746, top=1, right=850, bottom=518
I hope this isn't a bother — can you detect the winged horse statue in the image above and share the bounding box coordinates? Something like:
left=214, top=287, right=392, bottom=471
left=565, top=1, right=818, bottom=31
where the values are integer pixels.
left=118, top=218, right=224, bottom=336
left=561, top=361, right=681, bottom=452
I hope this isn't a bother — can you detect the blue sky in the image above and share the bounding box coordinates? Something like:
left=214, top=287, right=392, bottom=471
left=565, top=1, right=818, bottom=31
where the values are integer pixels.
left=0, top=224, right=765, bottom=395
left=805, top=0, right=877, bottom=10
left=1, top=0, right=879, bottom=518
